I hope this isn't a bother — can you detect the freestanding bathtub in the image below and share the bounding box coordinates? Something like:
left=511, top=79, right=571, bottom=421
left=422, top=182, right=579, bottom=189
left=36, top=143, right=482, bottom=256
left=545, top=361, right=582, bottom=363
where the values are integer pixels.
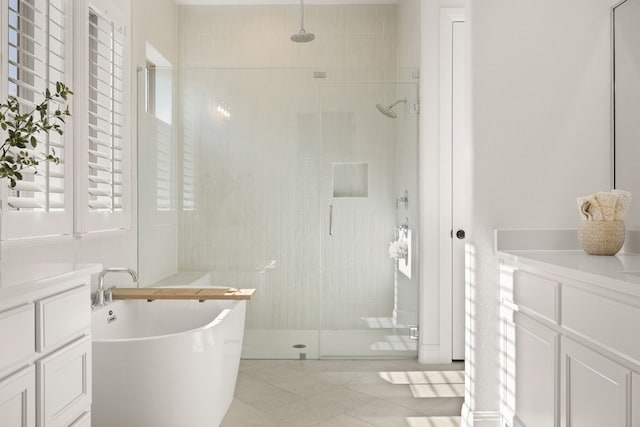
left=91, top=298, right=246, bottom=427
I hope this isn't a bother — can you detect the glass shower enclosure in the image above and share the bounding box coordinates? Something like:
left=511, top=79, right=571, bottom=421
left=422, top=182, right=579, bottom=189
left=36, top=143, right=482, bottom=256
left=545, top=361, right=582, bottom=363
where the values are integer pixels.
left=138, top=65, right=419, bottom=359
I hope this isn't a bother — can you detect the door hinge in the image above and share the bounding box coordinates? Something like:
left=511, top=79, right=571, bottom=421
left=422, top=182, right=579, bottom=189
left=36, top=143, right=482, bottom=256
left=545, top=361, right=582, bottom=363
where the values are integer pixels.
left=409, top=325, right=419, bottom=340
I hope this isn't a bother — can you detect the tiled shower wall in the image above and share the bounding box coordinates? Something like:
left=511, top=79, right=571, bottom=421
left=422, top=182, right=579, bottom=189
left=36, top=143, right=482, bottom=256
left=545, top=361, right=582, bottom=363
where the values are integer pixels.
left=179, top=5, right=397, bottom=68
left=177, top=4, right=418, bottom=356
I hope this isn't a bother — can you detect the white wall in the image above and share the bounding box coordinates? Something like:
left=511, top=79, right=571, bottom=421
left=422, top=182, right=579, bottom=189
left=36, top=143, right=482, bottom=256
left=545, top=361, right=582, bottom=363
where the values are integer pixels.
left=180, top=4, right=398, bottom=68
left=464, top=0, right=613, bottom=422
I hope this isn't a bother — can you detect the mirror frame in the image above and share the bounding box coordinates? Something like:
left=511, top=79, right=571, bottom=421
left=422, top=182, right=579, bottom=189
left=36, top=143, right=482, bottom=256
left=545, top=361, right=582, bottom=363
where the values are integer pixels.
left=612, top=0, right=634, bottom=189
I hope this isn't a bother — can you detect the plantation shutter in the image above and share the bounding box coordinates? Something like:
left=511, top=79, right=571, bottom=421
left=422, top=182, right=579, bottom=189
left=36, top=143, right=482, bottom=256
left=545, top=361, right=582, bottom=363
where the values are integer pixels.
left=3, top=0, right=72, bottom=239
left=156, top=120, right=171, bottom=211
left=75, top=1, right=129, bottom=233
left=182, top=89, right=196, bottom=211
left=87, top=7, right=123, bottom=212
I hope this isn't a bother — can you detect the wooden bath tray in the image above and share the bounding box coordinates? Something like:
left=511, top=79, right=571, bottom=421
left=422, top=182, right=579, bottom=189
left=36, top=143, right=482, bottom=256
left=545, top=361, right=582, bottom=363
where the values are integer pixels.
left=111, top=287, right=255, bottom=301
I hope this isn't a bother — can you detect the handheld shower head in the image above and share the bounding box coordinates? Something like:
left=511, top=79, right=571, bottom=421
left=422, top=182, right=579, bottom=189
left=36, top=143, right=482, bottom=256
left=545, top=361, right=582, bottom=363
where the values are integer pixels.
left=376, top=98, right=407, bottom=119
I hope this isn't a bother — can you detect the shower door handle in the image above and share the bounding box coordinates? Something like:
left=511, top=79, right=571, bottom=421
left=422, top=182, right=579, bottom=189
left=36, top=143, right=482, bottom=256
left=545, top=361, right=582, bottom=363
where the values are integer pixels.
left=329, top=204, right=333, bottom=236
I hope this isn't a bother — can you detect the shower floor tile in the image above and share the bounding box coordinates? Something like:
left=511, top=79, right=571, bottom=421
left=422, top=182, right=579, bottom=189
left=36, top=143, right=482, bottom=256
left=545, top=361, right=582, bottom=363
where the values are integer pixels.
left=221, top=359, right=464, bottom=427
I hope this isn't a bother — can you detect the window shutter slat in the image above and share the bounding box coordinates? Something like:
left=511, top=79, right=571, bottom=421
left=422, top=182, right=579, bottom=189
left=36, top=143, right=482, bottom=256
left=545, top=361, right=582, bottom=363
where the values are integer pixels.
left=12, top=181, right=46, bottom=193
left=8, top=197, right=46, bottom=209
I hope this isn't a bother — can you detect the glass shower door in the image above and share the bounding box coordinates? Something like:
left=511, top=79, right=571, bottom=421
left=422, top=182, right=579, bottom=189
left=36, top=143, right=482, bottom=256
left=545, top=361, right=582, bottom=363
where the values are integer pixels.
left=318, top=78, right=419, bottom=358
left=176, top=66, right=419, bottom=359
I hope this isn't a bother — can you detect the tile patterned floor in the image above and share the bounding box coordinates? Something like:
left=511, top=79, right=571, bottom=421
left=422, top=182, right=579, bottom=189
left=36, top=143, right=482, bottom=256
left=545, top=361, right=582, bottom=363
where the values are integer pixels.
left=221, top=359, right=465, bottom=427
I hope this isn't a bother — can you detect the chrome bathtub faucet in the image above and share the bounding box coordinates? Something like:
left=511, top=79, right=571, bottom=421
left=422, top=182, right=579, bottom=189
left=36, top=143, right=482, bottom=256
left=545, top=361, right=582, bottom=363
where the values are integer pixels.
left=92, top=267, right=138, bottom=309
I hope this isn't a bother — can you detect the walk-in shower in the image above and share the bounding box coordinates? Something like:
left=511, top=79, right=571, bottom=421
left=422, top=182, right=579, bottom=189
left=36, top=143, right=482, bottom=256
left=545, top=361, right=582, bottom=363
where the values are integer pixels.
left=137, top=3, right=420, bottom=360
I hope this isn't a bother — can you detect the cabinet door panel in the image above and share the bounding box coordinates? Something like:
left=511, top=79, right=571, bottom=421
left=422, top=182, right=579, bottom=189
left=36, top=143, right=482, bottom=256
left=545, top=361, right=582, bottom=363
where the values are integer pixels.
left=37, top=336, right=91, bottom=427
left=561, top=337, right=629, bottom=427
left=514, top=313, right=558, bottom=427
left=0, top=365, right=35, bottom=427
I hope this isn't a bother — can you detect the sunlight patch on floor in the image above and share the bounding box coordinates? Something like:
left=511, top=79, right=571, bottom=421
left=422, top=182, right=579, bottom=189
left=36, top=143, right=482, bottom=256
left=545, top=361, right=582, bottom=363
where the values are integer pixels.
left=410, top=383, right=465, bottom=398
left=379, top=370, right=465, bottom=385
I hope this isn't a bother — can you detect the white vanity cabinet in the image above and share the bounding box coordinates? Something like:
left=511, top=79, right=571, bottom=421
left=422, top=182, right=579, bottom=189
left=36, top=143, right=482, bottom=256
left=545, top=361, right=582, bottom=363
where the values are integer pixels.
left=499, top=252, right=640, bottom=427
left=0, top=264, right=101, bottom=427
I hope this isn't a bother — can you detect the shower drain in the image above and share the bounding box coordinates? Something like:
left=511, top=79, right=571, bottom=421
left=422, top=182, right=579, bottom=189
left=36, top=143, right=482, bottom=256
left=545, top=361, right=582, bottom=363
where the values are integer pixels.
left=292, top=344, right=307, bottom=360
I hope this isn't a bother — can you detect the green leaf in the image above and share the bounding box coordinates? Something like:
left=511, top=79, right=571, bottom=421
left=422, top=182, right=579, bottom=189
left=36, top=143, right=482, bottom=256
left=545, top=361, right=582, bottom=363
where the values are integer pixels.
left=0, top=81, right=72, bottom=185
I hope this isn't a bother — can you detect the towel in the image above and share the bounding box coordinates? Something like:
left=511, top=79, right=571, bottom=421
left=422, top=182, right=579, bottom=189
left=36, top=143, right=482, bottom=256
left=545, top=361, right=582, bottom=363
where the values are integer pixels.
left=577, top=190, right=632, bottom=221
left=577, top=195, right=603, bottom=221
left=595, top=192, right=618, bottom=221
left=577, top=197, right=591, bottom=220
left=612, top=189, right=632, bottom=221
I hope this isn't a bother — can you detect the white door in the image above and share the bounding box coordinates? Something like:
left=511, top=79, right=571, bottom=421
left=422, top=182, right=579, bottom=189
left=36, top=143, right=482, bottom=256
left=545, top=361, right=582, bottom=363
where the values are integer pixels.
left=318, top=81, right=420, bottom=358
left=450, top=15, right=468, bottom=361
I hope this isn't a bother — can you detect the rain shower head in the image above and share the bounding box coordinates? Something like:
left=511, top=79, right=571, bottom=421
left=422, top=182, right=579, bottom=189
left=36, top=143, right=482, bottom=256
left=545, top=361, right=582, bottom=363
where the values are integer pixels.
left=291, top=30, right=315, bottom=43
left=376, top=99, right=407, bottom=119
left=291, top=0, right=315, bottom=43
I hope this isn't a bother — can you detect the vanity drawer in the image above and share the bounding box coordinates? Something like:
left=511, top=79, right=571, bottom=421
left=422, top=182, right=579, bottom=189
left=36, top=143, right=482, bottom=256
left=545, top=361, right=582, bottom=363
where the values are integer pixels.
left=562, top=285, right=640, bottom=363
left=513, top=271, right=558, bottom=323
left=37, top=336, right=91, bottom=427
left=36, top=286, right=90, bottom=354
left=0, top=304, right=35, bottom=374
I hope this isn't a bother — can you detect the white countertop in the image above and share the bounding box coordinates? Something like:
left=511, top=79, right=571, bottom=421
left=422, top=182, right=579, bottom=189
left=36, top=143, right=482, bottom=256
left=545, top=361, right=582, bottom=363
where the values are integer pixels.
left=0, top=263, right=102, bottom=310
left=498, top=250, right=640, bottom=297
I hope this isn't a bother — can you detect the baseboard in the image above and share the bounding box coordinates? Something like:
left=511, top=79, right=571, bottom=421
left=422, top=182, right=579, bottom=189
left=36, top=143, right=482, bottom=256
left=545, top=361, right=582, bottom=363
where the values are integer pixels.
left=418, top=344, right=450, bottom=363
left=461, top=403, right=501, bottom=427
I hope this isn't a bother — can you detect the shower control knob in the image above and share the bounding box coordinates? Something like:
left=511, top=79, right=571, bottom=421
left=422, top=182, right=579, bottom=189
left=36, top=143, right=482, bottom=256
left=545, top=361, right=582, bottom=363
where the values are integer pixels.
left=456, top=230, right=466, bottom=240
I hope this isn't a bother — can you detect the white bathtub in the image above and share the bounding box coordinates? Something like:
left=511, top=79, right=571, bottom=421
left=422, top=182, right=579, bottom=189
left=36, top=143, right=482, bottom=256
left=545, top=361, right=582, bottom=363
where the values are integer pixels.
left=91, top=298, right=246, bottom=427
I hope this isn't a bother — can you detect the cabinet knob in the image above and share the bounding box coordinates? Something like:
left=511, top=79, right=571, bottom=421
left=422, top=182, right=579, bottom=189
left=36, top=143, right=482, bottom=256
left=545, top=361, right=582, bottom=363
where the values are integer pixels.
left=456, top=229, right=466, bottom=240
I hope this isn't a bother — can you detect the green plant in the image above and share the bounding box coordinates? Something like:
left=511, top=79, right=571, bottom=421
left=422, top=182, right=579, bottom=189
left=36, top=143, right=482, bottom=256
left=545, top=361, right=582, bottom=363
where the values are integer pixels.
left=0, top=82, right=72, bottom=188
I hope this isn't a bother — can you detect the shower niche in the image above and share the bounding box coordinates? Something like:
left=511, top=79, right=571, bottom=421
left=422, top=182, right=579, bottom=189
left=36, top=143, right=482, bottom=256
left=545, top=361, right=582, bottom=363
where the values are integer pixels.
left=332, top=162, right=369, bottom=198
